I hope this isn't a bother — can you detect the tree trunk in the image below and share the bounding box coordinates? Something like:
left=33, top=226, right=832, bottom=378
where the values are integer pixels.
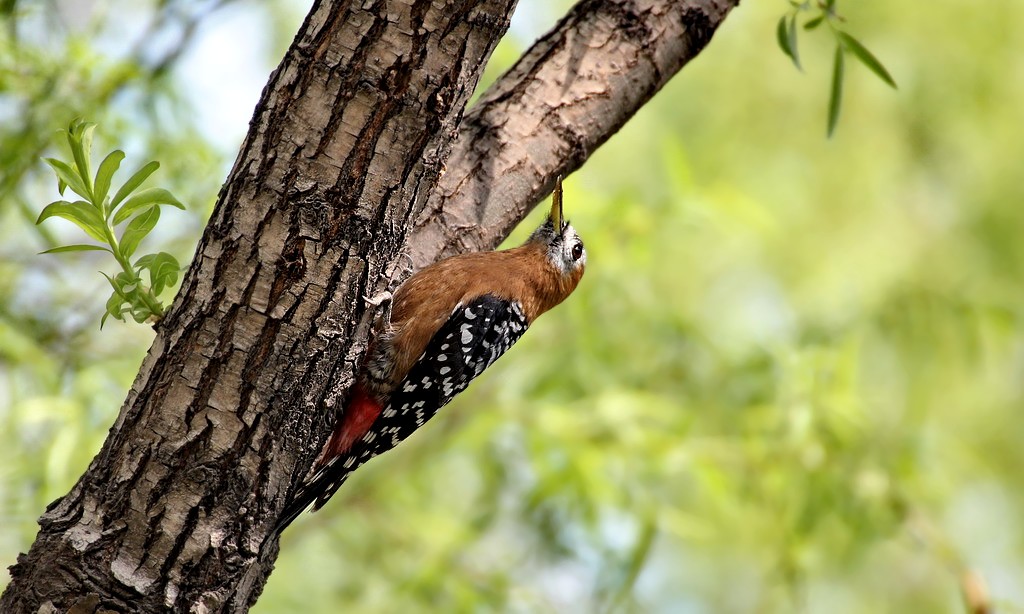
left=1, top=0, right=737, bottom=612
left=3, top=0, right=519, bottom=610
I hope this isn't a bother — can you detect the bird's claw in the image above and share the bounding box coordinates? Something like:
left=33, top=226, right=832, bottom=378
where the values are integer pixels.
left=364, top=291, right=393, bottom=307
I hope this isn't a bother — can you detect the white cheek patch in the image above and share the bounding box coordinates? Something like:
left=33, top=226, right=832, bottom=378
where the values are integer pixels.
left=540, top=224, right=585, bottom=274
left=562, top=225, right=585, bottom=271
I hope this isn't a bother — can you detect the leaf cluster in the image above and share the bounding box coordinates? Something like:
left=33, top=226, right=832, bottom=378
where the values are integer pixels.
left=776, top=0, right=897, bottom=136
left=37, top=119, right=185, bottom=327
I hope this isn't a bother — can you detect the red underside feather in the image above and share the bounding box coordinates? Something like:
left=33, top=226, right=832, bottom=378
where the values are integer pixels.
left=319, top=383, right=383, bottom=464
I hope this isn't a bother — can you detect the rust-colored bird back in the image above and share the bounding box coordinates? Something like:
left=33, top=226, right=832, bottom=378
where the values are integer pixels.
left=385, top=238, right=583, bottom=394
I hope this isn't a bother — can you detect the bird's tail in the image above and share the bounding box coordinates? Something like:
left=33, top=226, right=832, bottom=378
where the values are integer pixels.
left=273, top=456, right=350, bottom=534
left=274, top=385, right=382, bottom=533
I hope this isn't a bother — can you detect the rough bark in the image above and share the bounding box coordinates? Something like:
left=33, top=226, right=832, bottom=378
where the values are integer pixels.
left=1, top=0, right=738, bottom=612
left=2, top=0, right=517, bottom=611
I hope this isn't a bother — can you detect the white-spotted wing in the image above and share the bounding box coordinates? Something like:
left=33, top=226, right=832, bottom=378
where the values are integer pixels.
left=276, top=294, right=528, bottom=529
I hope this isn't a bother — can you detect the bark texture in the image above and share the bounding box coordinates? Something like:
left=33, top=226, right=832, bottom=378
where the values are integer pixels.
left=2, top=0, right=738, bottom=612
left=412, top=0, right=738, bottom=268
left=2, top=0, right=517, bottom=611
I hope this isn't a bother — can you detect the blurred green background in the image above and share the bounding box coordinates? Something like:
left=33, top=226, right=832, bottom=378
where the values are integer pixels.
left=2, top=1, right=1022, bottom=612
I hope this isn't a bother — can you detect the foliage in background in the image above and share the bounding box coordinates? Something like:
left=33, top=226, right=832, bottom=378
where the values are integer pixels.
left=776, top=0, right=897, bottom=136
left=38, top=119, right=183, bottom=325
left=3, top=1, right=1023, bottom=613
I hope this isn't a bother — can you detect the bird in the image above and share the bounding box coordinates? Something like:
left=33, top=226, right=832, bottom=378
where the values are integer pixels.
left=275, top=177, right=586, bottom=532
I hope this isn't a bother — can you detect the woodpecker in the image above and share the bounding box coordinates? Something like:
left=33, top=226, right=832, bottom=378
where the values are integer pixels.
left=275, top=177, right=586, bottom=531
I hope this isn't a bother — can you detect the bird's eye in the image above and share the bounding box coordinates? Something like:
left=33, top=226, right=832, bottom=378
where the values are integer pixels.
left=571, top=242, right=584, bottom=261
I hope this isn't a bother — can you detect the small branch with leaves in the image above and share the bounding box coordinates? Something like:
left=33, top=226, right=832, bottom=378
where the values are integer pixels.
left=776, top=0, right=897, bottom=136
left=37, top=119, right=185, bottom=327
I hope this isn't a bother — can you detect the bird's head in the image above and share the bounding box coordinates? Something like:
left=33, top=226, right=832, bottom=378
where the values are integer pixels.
left=527, top=176, right=586, bottom=281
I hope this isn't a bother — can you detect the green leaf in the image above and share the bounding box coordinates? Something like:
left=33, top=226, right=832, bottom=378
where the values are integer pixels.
left=43, top=158, right=91, bottom=201
left=68, top=121, right=97, bottom=194
left=776, top=17, right=794, bottom=64
left=137, top=251, right=181, bottom=295
left=102, top=290, right=129, bottom=329
left=113, top=271, right=142, bottom=298
left=36, top=200, right=108, bottom=243
left=804, top=16, right=824, bottom=30
left=155, top=256, right=180, bottom=284
left=104, top=290, right=126, bottom=312
left=39, top=244, right=111, bottom=254
left=787, top=15, right=801, bottom=70
left=136, top=252, right=157, bottom=279
left=112, top=187, right=185, bottom=225
left=94, top=150, right=125, bottom=214
left=103, top=271, right=149, bottom=314
left=101, top=272, right=129, bottom=299
left=67, top=117, right=89, bottom=134
left=130, top=306, right=153, bottom=323
left=110, top=161, right=159, bottom=208
left=839, top=32, right=897, bottom=88
left=134, top=254, right=156, bottom=269
left=119, top=206, right=160, bottom=257
left=827, top=46, right=846, bottom=138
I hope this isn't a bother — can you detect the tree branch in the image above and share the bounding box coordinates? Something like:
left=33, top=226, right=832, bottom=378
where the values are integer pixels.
left=409, top=0, right=738, bottom=268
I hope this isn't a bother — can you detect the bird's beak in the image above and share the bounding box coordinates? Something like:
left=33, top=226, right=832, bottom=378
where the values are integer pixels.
left=549, top=175, right=564, bottom=231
